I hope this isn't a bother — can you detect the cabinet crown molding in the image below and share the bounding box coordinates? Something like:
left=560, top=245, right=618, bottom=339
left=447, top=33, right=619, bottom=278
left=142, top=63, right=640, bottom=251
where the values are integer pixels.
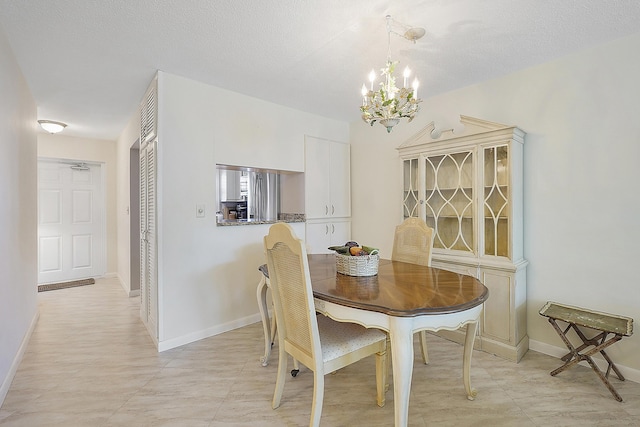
left=397, top=115, right=524, bottom=152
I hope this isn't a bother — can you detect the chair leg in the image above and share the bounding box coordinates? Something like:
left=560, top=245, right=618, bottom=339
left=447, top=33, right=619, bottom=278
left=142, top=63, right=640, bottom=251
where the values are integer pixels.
left=270, top=302, right=277, bottom=344
left=385, top=334, right=391, bottom=392
left=375, top=347, right=387, bottom=407
left=419, top=331, right=429, bottom=365
left=310, top=370, right=325, bottom=427
left=272, top=347, right=288, bottom=409
left=257, top=275, right=272, bottom=366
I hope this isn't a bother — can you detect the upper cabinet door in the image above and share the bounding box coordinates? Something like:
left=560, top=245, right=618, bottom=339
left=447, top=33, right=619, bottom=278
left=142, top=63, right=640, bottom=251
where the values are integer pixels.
left=482, top=145, right=510, bottom=258
left=329, top=141, right=351, bottom=218
left=402, top=158, right=420, bottom=220
left=305, top=137, right=331, bottom=218
left=305, top=137, right=351, bottom=219
left=425, top=149, right=475, bottom=255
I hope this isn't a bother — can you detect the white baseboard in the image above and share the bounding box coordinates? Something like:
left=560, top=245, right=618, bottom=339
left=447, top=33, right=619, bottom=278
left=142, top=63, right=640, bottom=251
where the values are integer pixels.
left=112, top=273, right=140, bottom=297
left=0, top=310, right=39, bottom=407
left=529, top=339, right=640, bottom=384
left=157, top=313, right=263, bottom=352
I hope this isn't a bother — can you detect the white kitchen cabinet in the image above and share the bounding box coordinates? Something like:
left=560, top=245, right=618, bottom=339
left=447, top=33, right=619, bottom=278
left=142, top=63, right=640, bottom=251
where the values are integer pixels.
left=305, top=136, right=351, bottom=253
left=305, top=219, right=351, bottom=254
left=397, top=115, right=528, bottom=362
left=304, top=136, right=351, bottom=219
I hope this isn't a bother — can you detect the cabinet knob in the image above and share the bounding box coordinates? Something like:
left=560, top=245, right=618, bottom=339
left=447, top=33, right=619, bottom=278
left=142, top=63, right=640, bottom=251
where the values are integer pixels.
left=325, top=205, right=329, bottom=215
left=331, top=205, right=335, bottom=215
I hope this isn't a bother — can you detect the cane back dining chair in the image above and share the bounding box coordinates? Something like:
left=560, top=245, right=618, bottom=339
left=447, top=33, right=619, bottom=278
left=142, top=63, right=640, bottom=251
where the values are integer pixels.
left=391, top=217, right=435, bottom=364
left=264, top=223, right=388, bottom=427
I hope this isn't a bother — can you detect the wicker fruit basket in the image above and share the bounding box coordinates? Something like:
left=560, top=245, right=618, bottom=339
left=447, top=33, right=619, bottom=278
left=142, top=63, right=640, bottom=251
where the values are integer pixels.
left=335, top=251, right=379, bottom=276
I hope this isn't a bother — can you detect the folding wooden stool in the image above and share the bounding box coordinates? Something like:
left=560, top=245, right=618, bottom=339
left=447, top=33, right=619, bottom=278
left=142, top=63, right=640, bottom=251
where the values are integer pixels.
left=539, top=301, right=633, bottom=402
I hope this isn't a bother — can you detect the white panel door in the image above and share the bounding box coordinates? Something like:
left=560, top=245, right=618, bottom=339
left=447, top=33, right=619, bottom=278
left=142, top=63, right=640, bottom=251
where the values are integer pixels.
left=37, top=160, right=105, bottom=284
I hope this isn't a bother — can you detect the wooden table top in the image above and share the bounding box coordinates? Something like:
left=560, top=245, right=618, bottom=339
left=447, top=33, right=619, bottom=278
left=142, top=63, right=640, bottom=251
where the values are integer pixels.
left=308, top=254, right=488, bottom=317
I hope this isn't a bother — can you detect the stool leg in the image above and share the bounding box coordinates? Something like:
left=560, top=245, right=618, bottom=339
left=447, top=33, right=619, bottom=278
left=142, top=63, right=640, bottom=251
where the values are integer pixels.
left=583, top=349, right=624, bottom=402
left=547, top=319, right=581, bottom=376
left=547, top=318, right=625, bottom=402
left=571, top=327, right=625, bottom=381
left=599, top=348, right=625, bottom=381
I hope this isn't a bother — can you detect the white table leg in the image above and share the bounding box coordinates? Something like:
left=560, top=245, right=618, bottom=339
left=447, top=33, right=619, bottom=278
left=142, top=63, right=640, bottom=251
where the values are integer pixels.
left=256, top=275, right=272, bottom=366
left=462, top=321, right=478, bottom=400
left=389, top=316, right=414, bottom=427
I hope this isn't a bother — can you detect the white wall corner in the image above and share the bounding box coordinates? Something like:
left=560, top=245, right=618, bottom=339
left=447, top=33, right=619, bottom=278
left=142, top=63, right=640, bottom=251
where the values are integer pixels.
left=0, top=311, right=39, bottom=407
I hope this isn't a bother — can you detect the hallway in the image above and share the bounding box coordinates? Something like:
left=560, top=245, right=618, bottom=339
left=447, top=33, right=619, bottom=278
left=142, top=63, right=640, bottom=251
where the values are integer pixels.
left=1, top=277, right=639, bottom=426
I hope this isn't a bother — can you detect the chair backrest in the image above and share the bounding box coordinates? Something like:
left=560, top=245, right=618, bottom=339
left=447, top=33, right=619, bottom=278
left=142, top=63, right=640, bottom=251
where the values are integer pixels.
left=391, top=217, right=434, bottom=267
left=264, top=223, right=321, bottom=370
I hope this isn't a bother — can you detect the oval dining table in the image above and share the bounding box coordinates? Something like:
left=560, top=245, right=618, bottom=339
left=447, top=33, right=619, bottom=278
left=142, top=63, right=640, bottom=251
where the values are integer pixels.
left=307, top=254, right=489, bottom=427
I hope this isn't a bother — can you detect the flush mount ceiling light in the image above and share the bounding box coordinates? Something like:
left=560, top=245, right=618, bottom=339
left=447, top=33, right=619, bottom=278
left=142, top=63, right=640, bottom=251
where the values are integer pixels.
left=38, top=120, right=67, bottom=134
left=360, top=15, right=424, bottom=133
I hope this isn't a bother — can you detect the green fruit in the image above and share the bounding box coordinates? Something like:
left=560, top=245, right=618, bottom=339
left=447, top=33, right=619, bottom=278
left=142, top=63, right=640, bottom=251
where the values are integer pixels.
left=328, top=245, right=349, bottom=254
left=362, top=245, right=379, bottom=254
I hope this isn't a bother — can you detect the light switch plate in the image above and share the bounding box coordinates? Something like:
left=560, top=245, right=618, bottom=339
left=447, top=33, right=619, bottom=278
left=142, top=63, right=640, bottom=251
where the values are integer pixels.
left=196, top=204, right=205, bottom=218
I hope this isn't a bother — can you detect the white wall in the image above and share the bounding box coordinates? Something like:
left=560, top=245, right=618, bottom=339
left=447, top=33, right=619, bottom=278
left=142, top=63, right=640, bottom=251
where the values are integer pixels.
left=116, top=71, right=348, bottom=350
left=350, top=32, right=640, bottom=373
left=37, top=134, right=118, bottom=279
left=0, top=28, right=38, bottom=405
left=115, top=109, right=141, bottom=296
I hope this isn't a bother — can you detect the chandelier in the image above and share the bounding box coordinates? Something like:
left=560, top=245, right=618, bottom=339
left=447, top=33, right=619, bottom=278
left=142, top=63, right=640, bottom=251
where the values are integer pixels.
left=360, top=15, right=425, bottom=133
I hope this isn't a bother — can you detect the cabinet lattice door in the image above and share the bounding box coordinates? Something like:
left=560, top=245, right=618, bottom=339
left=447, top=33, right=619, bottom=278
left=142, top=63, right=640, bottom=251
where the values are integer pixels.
left=425, top=150, right=474, bottom=253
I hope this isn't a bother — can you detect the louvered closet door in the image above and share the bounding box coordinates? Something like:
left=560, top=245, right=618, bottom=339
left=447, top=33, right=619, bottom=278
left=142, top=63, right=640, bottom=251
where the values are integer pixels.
left=140, top=139, right=158, bottom=339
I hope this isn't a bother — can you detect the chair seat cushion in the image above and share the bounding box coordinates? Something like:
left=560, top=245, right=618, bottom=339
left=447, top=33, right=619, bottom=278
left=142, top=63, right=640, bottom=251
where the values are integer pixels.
left=317, top=314, right=386, bottom=363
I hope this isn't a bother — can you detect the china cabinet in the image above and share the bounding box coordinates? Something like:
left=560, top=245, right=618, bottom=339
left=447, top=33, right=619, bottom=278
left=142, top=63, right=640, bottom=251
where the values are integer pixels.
left=305, top=136, right=351, bottom=253
left=398, top=116, right=528, bottom=362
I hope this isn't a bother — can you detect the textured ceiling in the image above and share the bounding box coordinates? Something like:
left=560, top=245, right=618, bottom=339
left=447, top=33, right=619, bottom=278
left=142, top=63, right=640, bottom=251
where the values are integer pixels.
left=1, top=0, right=640, bottom=140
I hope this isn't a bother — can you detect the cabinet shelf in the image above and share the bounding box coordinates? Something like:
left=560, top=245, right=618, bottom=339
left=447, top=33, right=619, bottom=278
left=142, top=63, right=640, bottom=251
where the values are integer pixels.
left=426, top=187, right=473, bottom=192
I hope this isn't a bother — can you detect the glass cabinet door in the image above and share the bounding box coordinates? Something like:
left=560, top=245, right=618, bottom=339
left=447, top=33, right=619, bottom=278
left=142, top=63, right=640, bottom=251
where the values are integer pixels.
left=425, top=151, right=474, bottom=253
left=402, top=158, right=419, bottom=219
left=483, top=145, right=509, bottom=257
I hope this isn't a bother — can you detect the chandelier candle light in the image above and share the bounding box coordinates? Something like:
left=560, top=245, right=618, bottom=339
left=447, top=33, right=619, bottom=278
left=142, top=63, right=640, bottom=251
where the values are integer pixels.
left=360, top=15, right=424, bottom=133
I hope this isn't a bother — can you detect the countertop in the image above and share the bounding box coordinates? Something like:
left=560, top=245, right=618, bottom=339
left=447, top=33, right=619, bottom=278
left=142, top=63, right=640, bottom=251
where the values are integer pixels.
left=216, top=213, right=305, bottom=227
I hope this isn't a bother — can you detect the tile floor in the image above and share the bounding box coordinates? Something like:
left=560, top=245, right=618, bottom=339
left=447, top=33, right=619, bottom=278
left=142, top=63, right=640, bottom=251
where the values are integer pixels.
left=1, top=277, right=639, bottom=426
